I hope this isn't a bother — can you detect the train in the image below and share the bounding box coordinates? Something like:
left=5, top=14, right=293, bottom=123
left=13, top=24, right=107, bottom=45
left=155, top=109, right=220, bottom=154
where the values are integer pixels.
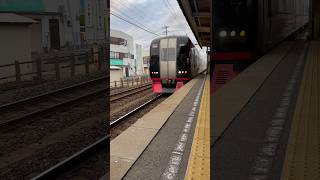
left=149, top=36, right=206, bottom=93
left=212, top=0, right=310, bottom=92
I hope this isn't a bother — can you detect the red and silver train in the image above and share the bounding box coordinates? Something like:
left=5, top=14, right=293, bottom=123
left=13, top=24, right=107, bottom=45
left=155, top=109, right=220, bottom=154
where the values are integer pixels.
left=149, top=36, right=205, bottom=93
left=212, top=0, right=310, bottom=92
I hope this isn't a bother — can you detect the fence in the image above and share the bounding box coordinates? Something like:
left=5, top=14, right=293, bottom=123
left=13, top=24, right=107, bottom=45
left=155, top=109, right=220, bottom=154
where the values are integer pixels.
left=0, top=48, right=107, bottom=85
left=109, top=75, right=151, bottom=89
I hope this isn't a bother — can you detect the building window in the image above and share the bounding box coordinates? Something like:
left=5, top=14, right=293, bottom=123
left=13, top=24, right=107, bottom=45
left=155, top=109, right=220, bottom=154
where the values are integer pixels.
left=110, top=51, right=120, bottom=59
left=110, top=51, right=132, bottom=59
left=110, top=37, right=128, bottom=46
left=143, top=57, right=150, bottom=64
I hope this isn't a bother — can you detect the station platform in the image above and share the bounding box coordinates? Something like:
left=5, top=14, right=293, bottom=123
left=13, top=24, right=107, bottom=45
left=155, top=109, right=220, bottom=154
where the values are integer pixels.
left=110, top=74, right=210, bottom=179
left=211, top=40, right=320, bottom=180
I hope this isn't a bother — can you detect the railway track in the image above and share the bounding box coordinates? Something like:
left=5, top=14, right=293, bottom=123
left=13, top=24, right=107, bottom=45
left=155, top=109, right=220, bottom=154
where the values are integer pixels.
left=110, top=84, right=152, bottom=102
left=30, top=95, right=163, bottom=179
left=30, top=136, right=109, bottom=180
left=0, top=76, right=150, bottom=131
left=111, top=94, right=162, bottom=127
left=0, top=76, right=108, bottom=131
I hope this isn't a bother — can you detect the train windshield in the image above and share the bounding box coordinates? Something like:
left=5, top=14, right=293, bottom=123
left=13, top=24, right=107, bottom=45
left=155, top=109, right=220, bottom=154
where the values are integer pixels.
left=161, top=48, right=176, bottom=61
left=214, top=0, right=252, bottom=26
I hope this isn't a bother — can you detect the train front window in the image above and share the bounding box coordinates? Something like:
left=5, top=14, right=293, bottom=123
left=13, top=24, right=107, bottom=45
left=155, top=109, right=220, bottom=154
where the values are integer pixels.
left=160, top=48, right=167, bottom=61
left=161, top=48, right=175, bottom=61
left=167, top=48, right=175, bottom=61
left=214, top=0, right=251, bottom=25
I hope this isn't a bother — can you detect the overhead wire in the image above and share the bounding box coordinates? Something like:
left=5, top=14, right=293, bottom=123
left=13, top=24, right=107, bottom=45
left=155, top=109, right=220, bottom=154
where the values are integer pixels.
left=112, top=0, right=145, bottom=18
left=110, top=6, right=151, bottom=31
left=110, top=12, right=161, bottom=37
left=111, top=0, right=163, bottom=36
left=161, top=0, right=190, bottom=37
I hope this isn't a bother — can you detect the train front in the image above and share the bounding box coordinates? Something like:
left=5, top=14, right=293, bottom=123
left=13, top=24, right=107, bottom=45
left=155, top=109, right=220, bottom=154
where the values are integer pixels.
left=149, top=36, right=191, bottom=94
left=212, top=0, right=255, bottom=92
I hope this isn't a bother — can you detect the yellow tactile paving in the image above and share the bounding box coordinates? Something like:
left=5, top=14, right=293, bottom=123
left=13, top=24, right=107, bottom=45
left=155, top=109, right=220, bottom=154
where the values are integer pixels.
left=185, top=75, right=210, bottom=180
left=281, top=41, right=320, bottom=180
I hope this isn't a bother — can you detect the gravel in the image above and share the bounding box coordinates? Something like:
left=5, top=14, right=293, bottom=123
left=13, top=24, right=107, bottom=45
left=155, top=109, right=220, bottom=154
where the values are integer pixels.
left=0, top=112, right=106, bottom=180
left=111, top=96, right=167, bottom=140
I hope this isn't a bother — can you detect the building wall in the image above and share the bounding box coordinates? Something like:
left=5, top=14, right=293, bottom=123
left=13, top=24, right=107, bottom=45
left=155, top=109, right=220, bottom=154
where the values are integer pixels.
left=110, top=29, right=135, bottom=77
left=0, top=24, right=32, bottom=65
left=84, top=0, right=106, bottom=44
left=135, top=44, right=143, bottom=75
left=110, top=68, right=122, bottom=83
left=0, top=0, right=108, bottom=52
left=142, top=56, right=150, bottom=75
left=30, top=21, right=42, bottom=53
left=110, top=29, right=134, bottom=53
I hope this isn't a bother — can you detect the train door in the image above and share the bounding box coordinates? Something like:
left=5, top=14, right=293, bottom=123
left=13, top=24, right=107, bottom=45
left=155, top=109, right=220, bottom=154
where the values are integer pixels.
left=160, top=38, right=177, bottom=80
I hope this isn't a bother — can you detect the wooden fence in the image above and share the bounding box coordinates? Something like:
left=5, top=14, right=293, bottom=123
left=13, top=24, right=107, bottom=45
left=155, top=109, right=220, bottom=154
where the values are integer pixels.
left=0, top=48, right=107, bottom=85
left=109, top=75, right=151, bottom=89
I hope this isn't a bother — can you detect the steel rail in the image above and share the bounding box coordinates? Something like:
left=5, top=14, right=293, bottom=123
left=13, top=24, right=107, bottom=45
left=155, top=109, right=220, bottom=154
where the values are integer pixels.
left=110, top=94, right=162, bottom=128
left=31, top=135, right=109, bottom=180
left=0, top=76, right=108, bottom=110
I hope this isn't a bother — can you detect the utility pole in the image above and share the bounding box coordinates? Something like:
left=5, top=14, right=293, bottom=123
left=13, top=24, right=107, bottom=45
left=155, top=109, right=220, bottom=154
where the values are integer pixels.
left=163, top=25, right=169, bottom=36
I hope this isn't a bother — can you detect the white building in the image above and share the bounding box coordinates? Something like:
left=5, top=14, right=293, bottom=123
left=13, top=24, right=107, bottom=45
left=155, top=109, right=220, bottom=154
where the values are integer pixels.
left=135, top=44, right=143, bottom=75
left=110, top=29, right=135, bottom=82
left=0, top=0, right=108, bottom=53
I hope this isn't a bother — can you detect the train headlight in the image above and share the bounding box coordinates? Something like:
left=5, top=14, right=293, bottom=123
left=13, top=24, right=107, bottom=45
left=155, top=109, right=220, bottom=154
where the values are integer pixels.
left=240, top=30, right=246, bottom=37
left=230, top=31, right=236, bottom=37
left=219, top=30, right=227, bottom=38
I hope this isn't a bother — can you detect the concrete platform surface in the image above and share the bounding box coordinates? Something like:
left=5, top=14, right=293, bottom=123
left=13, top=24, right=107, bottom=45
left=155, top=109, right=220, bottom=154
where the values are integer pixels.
left=211, top=40, right=308, bottom=180
left=110, top=75, right=202, bottom=180
left=123, top=75, right=206, bottom=180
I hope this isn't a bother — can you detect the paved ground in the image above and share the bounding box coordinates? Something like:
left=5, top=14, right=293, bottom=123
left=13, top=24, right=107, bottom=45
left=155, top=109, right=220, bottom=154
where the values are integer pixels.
left=123, top=75, right=205, bottom=180
left=211, top=41, right=308, bottom=180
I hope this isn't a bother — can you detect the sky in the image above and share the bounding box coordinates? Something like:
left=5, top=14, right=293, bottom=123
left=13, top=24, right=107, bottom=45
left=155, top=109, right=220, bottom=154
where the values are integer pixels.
left=110, top=0, right=207, bottom=58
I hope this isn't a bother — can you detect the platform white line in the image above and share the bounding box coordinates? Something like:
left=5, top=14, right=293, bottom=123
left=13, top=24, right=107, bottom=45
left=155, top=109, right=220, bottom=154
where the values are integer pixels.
left=161, top=78, right=206, bottom=180
left=248, top=51, right=305, bottom=179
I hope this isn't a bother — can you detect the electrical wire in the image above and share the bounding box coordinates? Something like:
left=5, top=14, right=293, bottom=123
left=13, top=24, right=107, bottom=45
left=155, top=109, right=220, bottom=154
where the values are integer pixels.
left=110, top=12, right=161, bottom=37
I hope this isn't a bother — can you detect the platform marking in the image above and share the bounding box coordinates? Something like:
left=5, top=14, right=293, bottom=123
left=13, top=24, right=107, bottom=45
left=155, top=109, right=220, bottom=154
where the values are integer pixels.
left=161, top=79, right=206, bottom=180
left=248, top=50, right=305, bottom=180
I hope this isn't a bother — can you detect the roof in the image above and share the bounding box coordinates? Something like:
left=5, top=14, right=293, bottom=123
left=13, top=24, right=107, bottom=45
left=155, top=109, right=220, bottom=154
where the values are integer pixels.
left=150, top=35, right=190, bottom=43
left=177, top=0, right=210, bottom=47
left=0, top=13, right=37, bottom=24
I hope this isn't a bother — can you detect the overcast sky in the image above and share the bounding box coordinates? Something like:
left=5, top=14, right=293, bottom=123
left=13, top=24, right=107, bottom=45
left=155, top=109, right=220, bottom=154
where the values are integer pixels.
left=110, top=0, right=207, bottom=57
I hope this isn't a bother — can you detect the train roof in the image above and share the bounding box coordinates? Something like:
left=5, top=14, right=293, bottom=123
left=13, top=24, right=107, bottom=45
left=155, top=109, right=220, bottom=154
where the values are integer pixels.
left=150, top=35, right=190, bottom=43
